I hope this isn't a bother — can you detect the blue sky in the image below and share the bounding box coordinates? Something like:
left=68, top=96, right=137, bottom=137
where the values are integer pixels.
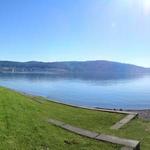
left=0, top=0, right=150, bottom=67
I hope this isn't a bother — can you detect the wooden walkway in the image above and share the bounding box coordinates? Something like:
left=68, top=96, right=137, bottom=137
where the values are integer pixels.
left=41, top=98, right=138, bottom=130
left=48, top=119, right=140, bottom=150
left=111, top=114, right=137, bottom=130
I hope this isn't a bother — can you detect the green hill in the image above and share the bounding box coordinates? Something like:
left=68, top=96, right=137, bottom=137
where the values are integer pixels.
left=0, top=87, right=149, bottom=149
left=0, top=60, right=149, bottom=75
left=0, top=87, right=122, bottom=149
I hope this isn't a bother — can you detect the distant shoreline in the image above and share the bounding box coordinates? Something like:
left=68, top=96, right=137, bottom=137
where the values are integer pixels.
left=0, top=60, right=150, bottom=75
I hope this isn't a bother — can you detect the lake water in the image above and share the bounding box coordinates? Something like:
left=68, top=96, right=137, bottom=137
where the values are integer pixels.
left=0, top=73, right=150, bottom=110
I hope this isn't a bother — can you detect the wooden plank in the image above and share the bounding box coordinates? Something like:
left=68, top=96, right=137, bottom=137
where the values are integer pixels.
left=111, top=114, right=137, bottom=130
left=48, top=119, right=140, bottom=150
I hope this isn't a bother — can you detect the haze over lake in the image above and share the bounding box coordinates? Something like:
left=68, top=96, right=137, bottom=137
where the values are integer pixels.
left=0, top=73, right=149, bottom=110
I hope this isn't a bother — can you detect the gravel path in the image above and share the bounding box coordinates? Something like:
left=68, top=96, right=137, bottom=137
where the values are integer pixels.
left=136, top=110, right=150, bottom=120
left=128, top=109, right=150, bottom=120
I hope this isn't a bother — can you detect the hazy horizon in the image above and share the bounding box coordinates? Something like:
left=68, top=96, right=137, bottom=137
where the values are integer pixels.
left=0, top=59, right=150, bottom=68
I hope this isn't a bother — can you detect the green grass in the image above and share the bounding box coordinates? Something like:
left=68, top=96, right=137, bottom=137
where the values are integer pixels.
left=0, top=87, right=149, bottom=149
left=0, top=87, right=122, bottom=150
left=108, top=118, right=150, bottom=150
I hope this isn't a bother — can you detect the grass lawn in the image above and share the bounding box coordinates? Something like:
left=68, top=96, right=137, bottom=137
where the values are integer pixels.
left=0, top=87, right=149, bottom=149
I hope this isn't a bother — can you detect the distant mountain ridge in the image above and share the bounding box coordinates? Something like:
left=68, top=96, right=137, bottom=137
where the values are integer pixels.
left=0, top=60, right=149, bottom=75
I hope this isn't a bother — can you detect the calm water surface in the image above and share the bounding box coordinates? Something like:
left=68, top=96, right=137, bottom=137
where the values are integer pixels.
left=0, top=73, right=150, bottom=109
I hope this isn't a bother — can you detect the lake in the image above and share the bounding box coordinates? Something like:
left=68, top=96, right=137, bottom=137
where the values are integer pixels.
left=0, top=73, right=150, bottom=110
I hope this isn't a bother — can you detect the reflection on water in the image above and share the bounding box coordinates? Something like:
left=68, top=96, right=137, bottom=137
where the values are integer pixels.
left=0, top=72, right=146, bottom=81
left=0, top=73, right=150, bottom=109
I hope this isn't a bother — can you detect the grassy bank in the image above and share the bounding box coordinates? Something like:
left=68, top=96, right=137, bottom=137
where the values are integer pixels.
left=0, top=87, right=149, bottom=149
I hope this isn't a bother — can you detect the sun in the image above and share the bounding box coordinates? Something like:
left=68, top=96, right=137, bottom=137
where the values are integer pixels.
left=121, top=0, right=150, bottom=16
left=142, top=0, right=150, bottom=15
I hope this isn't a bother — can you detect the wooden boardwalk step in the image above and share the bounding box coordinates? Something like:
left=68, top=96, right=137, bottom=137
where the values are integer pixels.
left=111, top=114, right=137, bottom=130
left=48, top=119, right=140, bottom=150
